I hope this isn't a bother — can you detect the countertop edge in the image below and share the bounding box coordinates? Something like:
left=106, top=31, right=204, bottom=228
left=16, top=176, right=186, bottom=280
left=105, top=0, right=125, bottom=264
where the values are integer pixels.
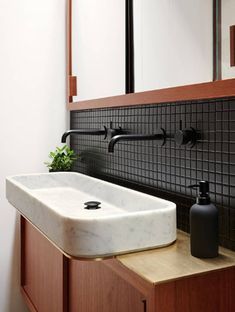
left=116, top=230, right=235, bottom=285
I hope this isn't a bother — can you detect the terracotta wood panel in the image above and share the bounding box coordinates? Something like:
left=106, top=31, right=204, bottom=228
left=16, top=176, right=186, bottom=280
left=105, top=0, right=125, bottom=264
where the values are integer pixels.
left=69, top=259, right=147, bottom=312
left=230, top=25, right=235, bottom=67
left=155, top=283, right=176, bottom=312
left=69, top=76, right=77, bottom=97
left=21, top=287, right=38, bottom=312
left=67, top=78, right=235, bottom=111
left=104, top=259, right=156, bottom=312
left=155, top=268, right=235, bottom=312
left=21, top=218, right=66, bottom=312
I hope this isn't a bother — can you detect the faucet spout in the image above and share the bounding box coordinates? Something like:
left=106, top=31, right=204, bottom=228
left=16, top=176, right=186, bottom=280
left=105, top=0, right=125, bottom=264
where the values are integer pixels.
left=108, top=128, right=166, bottom=153
left=61, top=128, right=106, bottom=143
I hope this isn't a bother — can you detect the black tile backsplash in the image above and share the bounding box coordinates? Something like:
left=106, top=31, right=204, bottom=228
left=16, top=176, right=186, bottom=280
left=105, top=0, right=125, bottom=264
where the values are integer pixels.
left=70, top=98, right=235, bottom=250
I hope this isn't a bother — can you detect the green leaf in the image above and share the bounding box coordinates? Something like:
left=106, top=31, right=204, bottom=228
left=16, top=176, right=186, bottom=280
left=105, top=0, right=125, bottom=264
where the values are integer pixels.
left=44, top=145, right=77, bottom=171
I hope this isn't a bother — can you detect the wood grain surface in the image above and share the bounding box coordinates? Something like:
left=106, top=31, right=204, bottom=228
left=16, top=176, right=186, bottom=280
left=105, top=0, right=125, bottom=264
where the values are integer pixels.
left=21, top=218, right=66, bottom=312
left=67, top=78, right=235, bottom=111
left=117, top=231, right=235, bottom=285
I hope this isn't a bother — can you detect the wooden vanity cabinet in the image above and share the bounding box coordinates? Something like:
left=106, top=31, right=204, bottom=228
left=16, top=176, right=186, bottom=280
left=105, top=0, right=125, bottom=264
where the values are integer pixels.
left=68, top=260, right=148, bottom=312
left=155, top=269, right=235, bottom=312
left=21, top=217, right=235, bottom=312
left=21, top=218, right=152, bottom=312
left=21, top=218, right=66, bottom=312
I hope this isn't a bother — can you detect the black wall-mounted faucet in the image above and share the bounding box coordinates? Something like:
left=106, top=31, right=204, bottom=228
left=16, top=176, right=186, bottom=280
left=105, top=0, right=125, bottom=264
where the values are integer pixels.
left=108, top=128, right=166, bottom=153
left=61, top=128, right=106, bottom=143
left=61, top=122, right=124, bottom=143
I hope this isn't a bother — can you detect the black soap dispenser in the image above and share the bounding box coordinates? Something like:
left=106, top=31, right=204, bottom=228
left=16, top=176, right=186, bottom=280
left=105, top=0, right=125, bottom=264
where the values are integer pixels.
left=189, top=181, right=218, bottom=258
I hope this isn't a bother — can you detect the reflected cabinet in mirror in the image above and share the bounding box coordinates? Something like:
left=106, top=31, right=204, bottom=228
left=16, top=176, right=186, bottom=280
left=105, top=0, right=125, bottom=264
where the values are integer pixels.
left=67, top=0, right=235, bottom=103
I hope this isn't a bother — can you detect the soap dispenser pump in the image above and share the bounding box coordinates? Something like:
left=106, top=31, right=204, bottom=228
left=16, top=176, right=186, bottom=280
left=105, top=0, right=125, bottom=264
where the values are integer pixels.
left=189, top=181, right=218, bottom=258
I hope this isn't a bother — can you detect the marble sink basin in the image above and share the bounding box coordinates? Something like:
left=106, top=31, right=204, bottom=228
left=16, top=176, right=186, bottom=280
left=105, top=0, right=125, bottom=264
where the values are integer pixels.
left=6, top=172, right=176, bottom=258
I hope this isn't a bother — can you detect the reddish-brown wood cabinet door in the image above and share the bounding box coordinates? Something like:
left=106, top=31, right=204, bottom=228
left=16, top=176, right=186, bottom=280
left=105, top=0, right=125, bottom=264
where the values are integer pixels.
left=69, top=259, right=146, bottom=312
left=155, top=268, right=235, bottom=312
left=21, top=218, right=66, bottom=312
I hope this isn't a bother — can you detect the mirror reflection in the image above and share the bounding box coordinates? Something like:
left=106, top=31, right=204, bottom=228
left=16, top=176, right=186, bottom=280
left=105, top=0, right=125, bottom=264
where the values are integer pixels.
left=134, top=0, right=213, bottom=92
left=72, top=0, right=125, bottom=101
left=221, top=0, right=235, bottom=79
left=71, top=0, right=235, bottom=102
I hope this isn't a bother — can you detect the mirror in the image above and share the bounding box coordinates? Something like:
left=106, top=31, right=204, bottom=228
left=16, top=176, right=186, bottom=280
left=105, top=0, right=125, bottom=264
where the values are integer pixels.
left=72, top=0, right=125, bottom=101
left=133, top=0, right=214, bottom=92
left=70, top=0, right=235, bottom=102
left=221, top=0, right=235, bottom=79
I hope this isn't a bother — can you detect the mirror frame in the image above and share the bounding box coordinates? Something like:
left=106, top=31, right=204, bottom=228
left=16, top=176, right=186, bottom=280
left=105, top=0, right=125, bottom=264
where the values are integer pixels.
left=67, top=0, right=235, bottom=111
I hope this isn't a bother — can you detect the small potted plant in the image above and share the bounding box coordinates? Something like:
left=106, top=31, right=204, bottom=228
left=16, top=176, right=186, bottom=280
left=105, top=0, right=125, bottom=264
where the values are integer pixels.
left=44, top=145, right=77, bottom=172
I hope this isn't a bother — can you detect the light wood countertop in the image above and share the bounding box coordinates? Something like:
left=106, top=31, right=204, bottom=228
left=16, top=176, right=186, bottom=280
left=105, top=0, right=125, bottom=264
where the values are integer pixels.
left=116, top=230, right=235, bottom=285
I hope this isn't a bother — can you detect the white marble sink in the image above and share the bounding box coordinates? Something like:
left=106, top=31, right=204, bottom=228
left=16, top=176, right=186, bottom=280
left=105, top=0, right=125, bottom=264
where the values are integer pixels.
left=6, top=172, right=176, bottom=258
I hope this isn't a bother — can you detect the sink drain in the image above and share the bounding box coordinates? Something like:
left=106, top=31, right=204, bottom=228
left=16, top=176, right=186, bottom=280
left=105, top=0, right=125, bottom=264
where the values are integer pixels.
left=84, top=201, right=101, bottom=210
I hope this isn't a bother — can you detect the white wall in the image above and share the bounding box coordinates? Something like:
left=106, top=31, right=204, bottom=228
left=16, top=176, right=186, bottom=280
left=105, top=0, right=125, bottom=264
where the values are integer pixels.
left=222, top=0, right=235, bottom=79
left=72, top=0, right=125, bottom=101
left=0, top=1, right=67, bottom=311
left=134, top=0, right=213, bottom=92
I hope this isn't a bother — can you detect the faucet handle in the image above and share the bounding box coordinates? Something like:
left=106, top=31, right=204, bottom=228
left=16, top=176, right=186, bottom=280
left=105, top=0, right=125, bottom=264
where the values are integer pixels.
left=104, top=122, right=124, bottom=140
left=175, top=125, right=197, bottom=147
